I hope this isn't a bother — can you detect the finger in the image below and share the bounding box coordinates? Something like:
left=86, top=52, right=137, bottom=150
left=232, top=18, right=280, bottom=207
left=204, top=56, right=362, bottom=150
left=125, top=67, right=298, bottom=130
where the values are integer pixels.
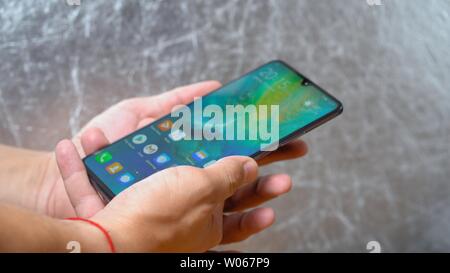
left=221, top=207, right=275, bottom=244
left=119, top=81, right=222, bottom=120
left=137, top=117, right=155, bottom=129
left=80, top=127, right=110, bottom=155
left=257, top=139, right=308, bottom=166
left=155, top=80, right=222, bottom=114
left=55, top=139, right=105, bottom=218
left=204, top=156, right=259, bottom=201
left=224, top=174, right=292, bottom=212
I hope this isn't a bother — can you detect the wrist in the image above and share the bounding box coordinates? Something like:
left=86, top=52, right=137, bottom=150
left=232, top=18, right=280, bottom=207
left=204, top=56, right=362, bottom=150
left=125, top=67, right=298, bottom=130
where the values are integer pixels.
left=61, top=218, right=113, bottom=253
left=90, top=213, right=162, bottom=252
left=0, top=145, right=53, bottom=211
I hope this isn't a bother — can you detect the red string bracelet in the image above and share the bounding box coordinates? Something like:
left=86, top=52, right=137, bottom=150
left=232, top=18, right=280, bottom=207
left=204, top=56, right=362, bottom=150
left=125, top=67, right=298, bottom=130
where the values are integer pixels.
left=66, top=217, right=116, bottom=253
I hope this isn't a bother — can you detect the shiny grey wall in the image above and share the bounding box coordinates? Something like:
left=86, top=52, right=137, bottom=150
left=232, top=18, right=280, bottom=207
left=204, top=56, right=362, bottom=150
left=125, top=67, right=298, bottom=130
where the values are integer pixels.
left=0, top=0, right=449, bottom=252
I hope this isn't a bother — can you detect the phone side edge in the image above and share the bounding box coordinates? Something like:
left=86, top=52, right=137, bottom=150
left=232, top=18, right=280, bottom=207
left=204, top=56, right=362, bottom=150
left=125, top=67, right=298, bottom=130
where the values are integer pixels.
left=251, top=100, right=343, bottom=161
left=83, top=158, right=116, bottom=202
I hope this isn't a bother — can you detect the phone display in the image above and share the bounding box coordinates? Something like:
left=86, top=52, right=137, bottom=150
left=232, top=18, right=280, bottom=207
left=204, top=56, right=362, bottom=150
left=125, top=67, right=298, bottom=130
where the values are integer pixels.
left=84, top=60, right=343, bottom=199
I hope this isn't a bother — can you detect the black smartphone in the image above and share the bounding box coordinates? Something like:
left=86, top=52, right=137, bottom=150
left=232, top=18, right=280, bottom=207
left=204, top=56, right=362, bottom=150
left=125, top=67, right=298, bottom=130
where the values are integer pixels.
left=83, top=60, right=343, bottom=202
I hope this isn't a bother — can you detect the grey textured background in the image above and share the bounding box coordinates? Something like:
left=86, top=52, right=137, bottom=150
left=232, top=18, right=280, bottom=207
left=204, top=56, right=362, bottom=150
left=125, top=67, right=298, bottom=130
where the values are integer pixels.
left=0, top=0, right=449, bottom=252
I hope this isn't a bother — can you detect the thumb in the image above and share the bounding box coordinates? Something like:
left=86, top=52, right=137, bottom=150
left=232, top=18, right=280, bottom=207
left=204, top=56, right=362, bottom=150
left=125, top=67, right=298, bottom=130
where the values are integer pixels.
left=55, top=139, right=105, bottom=218
left=204, top=156, right=259, bottom=201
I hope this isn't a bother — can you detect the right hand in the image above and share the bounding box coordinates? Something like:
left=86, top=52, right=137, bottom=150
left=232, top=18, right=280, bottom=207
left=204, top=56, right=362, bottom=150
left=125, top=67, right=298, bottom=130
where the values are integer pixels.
left=56, top=129, right=290, bottom=252
left=96, top=155, right=260, bottom=252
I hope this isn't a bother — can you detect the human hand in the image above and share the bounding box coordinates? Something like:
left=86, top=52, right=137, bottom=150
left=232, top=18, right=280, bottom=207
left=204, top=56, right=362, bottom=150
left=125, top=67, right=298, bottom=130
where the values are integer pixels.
left=57, top=126, right=307, bottom=251
left=45, top=81, right=307, bottom=221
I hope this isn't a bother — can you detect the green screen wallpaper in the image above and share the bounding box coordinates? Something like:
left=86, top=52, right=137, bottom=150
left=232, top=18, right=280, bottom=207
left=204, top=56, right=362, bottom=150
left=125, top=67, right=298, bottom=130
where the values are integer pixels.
left=84, top=61, right=340, bottom=195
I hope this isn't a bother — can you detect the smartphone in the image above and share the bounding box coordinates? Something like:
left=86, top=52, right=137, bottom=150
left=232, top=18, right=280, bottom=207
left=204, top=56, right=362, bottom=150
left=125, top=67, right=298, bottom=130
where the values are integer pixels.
left=83, top=60, right=343, bottom=202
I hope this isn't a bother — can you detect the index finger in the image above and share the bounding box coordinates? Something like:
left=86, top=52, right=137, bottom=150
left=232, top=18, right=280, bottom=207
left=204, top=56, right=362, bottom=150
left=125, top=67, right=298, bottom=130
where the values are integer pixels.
left=119, top=81, right=222, bottom=119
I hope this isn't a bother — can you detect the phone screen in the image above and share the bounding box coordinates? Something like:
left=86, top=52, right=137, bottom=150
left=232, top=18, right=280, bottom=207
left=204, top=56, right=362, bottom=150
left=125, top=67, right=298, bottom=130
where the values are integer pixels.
left=84, top=60, right=342, bottom=197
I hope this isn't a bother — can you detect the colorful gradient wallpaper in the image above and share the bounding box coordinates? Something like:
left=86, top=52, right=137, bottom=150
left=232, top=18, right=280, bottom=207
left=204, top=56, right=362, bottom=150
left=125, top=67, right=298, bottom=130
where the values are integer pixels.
left=84, top=61, right=341, bottom=195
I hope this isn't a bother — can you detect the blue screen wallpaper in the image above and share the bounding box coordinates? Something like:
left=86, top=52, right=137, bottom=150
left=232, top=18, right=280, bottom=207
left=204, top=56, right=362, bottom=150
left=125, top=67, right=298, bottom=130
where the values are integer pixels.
left=84, top=61, right=340, bottom=195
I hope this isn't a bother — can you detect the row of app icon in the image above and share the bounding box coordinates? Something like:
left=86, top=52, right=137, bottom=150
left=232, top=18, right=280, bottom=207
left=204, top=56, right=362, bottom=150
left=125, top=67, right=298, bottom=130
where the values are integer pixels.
left=132, top=119, right=186, bottom=144
left=129, top=120, right=178, bottom=167
left=132, top=130, right=186, bottom=144
left=131, top=134, right=212, bottom=165
left=131, top=118, right=205, bottom=165
left=131, top=134, right=173, bottom=164
left=95, top=147, right=214, bottom=184
left=93, top=118, right=217, bottom=184
left=96, top=149, right=172, bottom=176
left=95, top=152, right=136, bottom=184
left=97, top=158, right=136, bottom=184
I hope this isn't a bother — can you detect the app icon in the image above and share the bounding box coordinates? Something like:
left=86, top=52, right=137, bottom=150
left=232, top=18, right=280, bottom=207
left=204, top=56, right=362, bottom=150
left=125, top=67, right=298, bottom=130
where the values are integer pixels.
left=143, top=144, right=158, bottom=155
left=168, top=129, right=186, bottom=141
left=95, top=151, right=112, bottom=164
left=118, top=172, right=135, bottom=184
left=106, top=162, right=123, bottom=174
left=192, top=150, right=208, bottom=162
left=203, top=160, right=217, bottom=168
left=157, top=119, right=173, bottom=132
left=132, top=134, right=147, bottom=145
left=153, top=153, right=171, bottom=165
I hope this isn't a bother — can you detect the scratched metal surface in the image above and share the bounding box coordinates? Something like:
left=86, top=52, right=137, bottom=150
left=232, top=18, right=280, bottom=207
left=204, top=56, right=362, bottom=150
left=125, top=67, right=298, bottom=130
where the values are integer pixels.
left=0, top=0, right=449, bottom=252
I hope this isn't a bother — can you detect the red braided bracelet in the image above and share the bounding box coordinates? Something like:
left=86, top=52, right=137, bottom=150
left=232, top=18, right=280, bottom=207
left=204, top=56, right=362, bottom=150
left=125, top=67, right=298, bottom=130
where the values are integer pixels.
left=66, top=217, right=116, bottom=253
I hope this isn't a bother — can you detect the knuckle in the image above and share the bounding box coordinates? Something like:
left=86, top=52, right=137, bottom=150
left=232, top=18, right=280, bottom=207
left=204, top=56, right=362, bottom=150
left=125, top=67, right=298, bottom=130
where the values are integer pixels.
left=159, top=166, right=183, bottom=184
left=221, top=160, right=245, bottom=194
left=193, top=170, right=216, bottom=197
left=160, top=165, right=197, bottom=186
left=163, top=165, right=213, bottom=196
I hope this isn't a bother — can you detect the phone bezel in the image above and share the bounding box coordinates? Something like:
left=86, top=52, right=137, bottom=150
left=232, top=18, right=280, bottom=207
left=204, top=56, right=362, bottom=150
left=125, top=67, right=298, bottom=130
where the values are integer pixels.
left=84, top=59, right=343, bottom=202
